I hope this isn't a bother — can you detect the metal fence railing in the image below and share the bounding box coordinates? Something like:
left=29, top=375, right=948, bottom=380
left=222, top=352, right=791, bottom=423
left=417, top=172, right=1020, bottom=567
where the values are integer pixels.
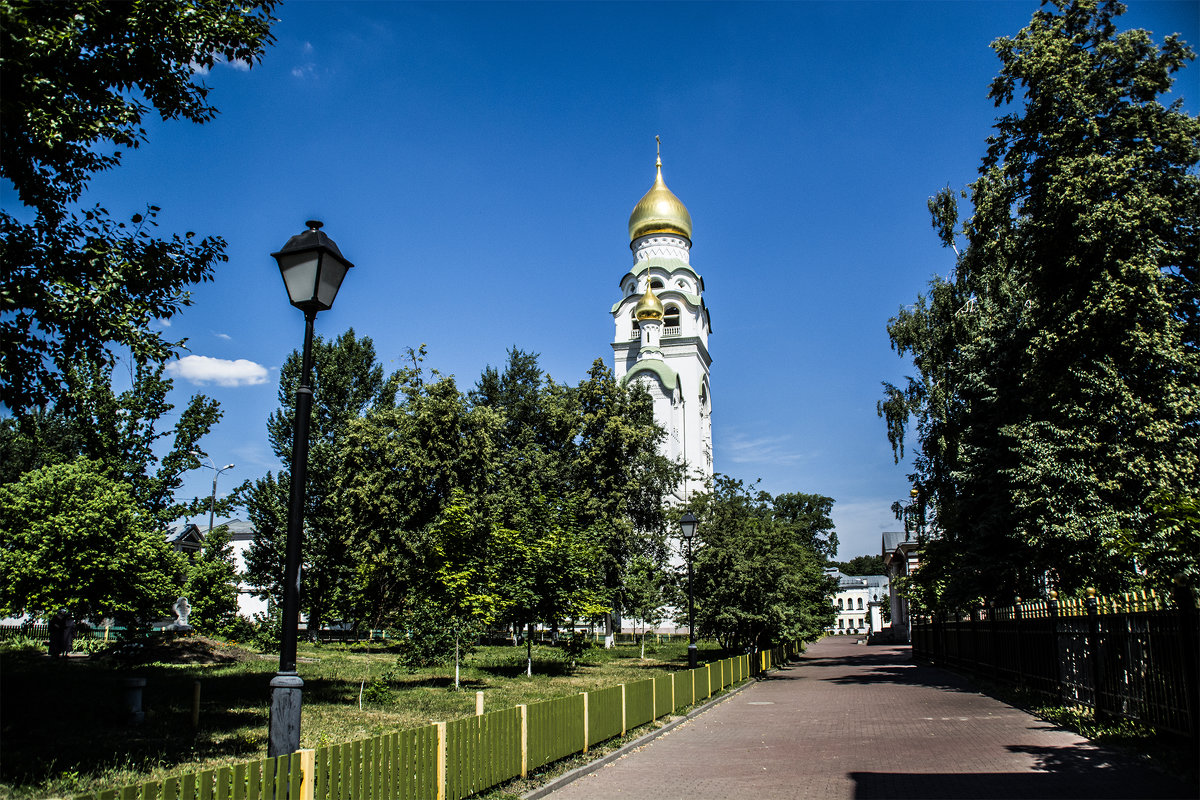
left=912, top=588, right=1199, bottom=738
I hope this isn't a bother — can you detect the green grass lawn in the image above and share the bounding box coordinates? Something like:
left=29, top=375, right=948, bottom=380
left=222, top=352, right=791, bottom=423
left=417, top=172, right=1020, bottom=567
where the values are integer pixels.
left=0, top=636, right=727, bottom=799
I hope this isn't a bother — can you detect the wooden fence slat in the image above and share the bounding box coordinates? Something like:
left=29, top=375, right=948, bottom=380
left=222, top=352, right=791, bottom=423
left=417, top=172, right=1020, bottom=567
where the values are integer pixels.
left=232, top=764, right=246, bottom=800
left=216, top=767, right=231, bottom=800
left=198, top=769, right=215, bottom=800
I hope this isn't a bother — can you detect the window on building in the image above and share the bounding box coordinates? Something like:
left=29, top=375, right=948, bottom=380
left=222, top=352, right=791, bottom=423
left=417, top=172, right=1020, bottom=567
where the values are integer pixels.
left=650, top=278, right=663, bottom=289
left=837, top=598, right=844, bottom=610
left=857, top=598, right=863, bottom=609
left=664, top=305, right=681, bottom=330
left=838, top=619, right=844, bottom=629
left=630, top=309, right=639, bottom=334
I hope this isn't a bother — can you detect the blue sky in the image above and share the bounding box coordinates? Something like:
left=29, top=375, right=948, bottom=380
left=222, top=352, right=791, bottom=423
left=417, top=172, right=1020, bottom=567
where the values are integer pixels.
left=16, top=1, right=1197, bottom=560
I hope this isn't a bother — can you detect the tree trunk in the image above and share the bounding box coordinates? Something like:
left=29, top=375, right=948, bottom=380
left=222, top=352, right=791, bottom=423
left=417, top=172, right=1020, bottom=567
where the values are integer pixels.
left=526, top=622, right=534, bottom=676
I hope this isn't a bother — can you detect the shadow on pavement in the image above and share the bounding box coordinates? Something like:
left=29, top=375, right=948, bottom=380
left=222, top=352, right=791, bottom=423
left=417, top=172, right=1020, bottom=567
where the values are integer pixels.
left=792, top=648, right=981, bottom=694
left=850, top=768, right=1195, bottom=799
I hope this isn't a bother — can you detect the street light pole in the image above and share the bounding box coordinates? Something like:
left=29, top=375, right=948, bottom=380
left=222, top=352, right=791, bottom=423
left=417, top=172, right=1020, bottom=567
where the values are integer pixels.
left=190, top=451, right=234, bottom=537
left=680, top=511, right=698, bottom=669
left=268, top=220, right=354, bottom=758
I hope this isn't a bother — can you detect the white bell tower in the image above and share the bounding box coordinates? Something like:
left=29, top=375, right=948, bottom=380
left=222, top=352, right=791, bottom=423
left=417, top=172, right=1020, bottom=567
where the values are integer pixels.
left=611, top=141, right=713, bottom=500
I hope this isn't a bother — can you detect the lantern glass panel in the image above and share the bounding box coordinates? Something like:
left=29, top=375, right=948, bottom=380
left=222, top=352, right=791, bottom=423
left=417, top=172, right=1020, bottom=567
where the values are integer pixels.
left=316, top=257, right=348, bottom=309
left=279, top=252, right=320, bottom=306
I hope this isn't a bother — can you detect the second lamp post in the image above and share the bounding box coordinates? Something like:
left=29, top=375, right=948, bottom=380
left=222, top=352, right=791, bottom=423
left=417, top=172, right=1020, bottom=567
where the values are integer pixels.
left=680, top=511, right=698, bottom=669
left=267, top=220, right=354, bottom=757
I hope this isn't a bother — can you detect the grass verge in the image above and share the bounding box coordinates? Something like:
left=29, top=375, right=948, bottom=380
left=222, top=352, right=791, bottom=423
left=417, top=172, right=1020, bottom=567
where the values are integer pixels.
left=0, top=636, right=729, bottom=799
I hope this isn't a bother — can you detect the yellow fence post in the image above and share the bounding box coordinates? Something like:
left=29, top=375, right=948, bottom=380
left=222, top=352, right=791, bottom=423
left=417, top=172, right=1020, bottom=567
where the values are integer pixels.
left=582, top=692, right=590, bottom=753
left=620, top=684, right=627, bottom=736
left=435, top=721, right=446, bottom=800
left=475, top=691, right=484, bottom=716
left=671, top=672, right=676, bottom=712
left=518, top=704, right=528, bottom=778
left=297, top=749, right=315, bottom=800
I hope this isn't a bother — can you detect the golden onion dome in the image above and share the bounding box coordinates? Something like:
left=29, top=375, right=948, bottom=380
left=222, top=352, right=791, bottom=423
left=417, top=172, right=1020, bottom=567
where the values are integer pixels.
left=628, top=154, right=692, bottom=242
left=634, top=282, right=665, bottom=321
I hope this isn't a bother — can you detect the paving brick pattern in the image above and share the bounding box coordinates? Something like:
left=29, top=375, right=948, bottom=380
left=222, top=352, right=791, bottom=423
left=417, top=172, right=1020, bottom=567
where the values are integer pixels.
left=544, top=637, right=1194, bottom=800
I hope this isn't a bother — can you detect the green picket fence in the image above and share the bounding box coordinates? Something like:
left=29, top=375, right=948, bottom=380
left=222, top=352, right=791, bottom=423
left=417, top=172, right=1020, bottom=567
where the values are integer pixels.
left=80, top=646, right=803, bottom=800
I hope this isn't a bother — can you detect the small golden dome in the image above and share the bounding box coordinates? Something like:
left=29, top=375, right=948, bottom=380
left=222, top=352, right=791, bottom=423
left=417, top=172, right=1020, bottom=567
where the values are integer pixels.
left=628, top=154, right=692, bottom=242
left=634, top=283, right=665, bottom=321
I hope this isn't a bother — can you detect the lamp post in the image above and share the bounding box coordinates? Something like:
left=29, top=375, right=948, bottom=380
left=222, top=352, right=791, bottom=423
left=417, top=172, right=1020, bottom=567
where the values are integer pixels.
left=190, top=451, right=234, bottom=537
left=267, top=220, right=354, bottom=757
left=680, top=511, right=698, bottom=669
left=910, top=486, right=925, bottom=545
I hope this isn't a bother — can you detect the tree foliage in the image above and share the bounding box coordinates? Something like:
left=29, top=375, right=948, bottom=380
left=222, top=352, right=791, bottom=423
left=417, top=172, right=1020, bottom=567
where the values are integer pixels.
left=182, top=523, right=239, bottom=636
left=685, top=476, right=836, bottom=651
left=834, top=555, right=887, bottom=576
left=0, top=0, right=278, bottom=412
left=0, top=459, right=183, bottom=624
left=324, top=347, right=677, bottom=673
left=0, top=355, right=223, bottom=523
left=243, top=330, right=399, bottom=630
left=879, top=0, right=1200, bottom=607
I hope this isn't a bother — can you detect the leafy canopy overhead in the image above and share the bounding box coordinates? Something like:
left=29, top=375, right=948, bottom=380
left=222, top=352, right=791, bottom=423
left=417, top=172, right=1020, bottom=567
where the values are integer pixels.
left=0, top=0, right=278, bottom=412
left=879, top=0, right=1199, bottom=608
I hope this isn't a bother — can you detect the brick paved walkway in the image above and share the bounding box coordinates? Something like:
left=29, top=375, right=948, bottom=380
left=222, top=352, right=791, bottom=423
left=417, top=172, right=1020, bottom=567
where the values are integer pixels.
left=544, top=637, right=1193, bottom=800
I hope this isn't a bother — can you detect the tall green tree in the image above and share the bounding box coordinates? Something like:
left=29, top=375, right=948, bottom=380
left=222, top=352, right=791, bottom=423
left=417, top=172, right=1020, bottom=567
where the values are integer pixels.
left=0, top=355, right=222, bottom=524
left=182, top=523, right=239, bottom=635
left=243, top=330, right=399, bottom=631
left=0, top=0, right=277, bottom=412
left=622, top=553, right=668, bottom=658
left=880, top=0, right=1200, bottom=606
left=0, top=458, right=183, bottom=625
left=685, top=476, right=835, bottom=651
left=336, top=358, right=499, bottom=630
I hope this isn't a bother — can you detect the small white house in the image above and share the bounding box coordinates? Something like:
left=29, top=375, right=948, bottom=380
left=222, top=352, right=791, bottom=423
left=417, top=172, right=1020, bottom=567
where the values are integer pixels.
left=825, top=568, right=889, bottom=636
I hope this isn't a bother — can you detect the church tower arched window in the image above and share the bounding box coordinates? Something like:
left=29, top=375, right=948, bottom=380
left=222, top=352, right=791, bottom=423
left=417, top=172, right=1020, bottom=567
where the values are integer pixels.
left=664, top=304, right=681, bottom=332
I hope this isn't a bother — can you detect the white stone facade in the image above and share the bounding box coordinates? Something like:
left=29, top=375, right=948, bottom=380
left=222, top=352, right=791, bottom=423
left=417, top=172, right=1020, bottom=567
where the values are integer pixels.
left=612, top=231, right=713, bottom=501
left=825, top=570, right=889, bottom=636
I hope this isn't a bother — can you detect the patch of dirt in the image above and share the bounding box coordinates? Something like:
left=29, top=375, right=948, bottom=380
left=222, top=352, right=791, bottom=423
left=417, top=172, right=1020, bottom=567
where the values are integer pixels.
left=92, top=634, right=258, bottom=665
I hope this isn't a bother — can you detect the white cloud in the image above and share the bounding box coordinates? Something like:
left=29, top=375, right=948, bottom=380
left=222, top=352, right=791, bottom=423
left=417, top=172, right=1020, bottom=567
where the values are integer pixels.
left=189, top=61, right=210, bottom=75
left=224, top=58, right=251, bottom=72
left=303, top=41, right=314, bottom=54
left=166, top=355, right=268, bottom=387
left=291, top=63, right=316, bottom=79
left=214, top=332, right=232, bottom=341
left=156, top=318, right=172, bottom=328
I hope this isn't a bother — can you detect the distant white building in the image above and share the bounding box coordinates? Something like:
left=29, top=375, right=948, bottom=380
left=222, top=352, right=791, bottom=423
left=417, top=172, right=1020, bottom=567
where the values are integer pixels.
left=825, top=568, right=889, bottom=636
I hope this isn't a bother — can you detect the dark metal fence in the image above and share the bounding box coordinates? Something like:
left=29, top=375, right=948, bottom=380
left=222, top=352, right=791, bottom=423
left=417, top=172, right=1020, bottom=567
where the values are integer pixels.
left=912, top=588, right=1199, bottom=738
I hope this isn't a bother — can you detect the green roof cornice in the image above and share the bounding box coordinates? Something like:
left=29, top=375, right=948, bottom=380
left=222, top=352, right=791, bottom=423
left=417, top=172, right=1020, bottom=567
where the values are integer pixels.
left=622, top=360, right=680, bottom=392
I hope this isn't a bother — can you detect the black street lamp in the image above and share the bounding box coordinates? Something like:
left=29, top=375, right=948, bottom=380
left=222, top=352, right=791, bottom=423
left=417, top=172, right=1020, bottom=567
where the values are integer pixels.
left=267, top=220, right=353, bottom=757
left=190, top=451, right=234, bottom=538
left=910, top=486, right=925, bottom=545
left=680, top=511, right=698, bottom=669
